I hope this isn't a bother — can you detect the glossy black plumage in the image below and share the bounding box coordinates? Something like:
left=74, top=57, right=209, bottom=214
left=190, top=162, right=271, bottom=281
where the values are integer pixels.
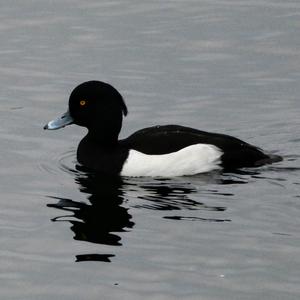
left=44, top=80, right=282, bottom=176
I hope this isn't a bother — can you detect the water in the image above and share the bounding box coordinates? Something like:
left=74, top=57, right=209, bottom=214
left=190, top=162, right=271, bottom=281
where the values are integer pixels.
left=0, top=0, right=300, bottom=299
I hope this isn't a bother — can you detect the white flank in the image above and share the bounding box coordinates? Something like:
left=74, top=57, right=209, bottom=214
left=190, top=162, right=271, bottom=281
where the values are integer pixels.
left=121, top=144, right=223, bottom=177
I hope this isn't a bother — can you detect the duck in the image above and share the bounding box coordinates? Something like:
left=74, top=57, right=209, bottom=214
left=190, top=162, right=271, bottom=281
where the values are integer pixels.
left=44, top=80, right=282, bottom=177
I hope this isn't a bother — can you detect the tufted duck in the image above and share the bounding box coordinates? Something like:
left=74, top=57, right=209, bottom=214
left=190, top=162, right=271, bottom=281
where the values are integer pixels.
left=44, top=81, right=282, bottom=177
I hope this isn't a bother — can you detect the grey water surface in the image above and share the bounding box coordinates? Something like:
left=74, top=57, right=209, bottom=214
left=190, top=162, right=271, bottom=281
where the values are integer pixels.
left=0, top=1, right=300, bottom=299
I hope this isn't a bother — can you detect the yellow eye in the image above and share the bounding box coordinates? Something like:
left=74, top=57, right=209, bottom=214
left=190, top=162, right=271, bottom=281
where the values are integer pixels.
left=80, top=100, right=87, bottom=106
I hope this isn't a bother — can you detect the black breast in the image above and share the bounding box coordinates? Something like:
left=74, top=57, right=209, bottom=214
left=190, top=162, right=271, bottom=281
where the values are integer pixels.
left=77, top=136, right=129, bottom=175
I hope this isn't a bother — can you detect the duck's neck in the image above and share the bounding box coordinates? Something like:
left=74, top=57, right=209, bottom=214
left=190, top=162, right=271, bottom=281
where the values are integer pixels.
left=86, top=128, right=119, bottom=146
left=85, top=112, right=123, bottom=146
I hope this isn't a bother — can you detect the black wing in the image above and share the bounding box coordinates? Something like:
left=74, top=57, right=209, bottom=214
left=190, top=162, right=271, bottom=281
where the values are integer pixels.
left=121, top=125, right=281, bottom=169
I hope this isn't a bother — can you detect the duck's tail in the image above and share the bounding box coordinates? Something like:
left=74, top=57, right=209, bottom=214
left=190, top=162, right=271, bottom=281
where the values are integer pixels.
left=255, top=153, right=283, bottom=166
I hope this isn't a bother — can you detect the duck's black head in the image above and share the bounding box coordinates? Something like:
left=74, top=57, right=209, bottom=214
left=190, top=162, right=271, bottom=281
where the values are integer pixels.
left=44, top=81, right=128, bottom=142
left=69, top=81, right=127, bottom=128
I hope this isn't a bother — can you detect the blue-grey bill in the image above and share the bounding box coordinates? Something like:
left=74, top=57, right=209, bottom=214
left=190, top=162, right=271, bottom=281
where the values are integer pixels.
left=44, top=110, right=74, bottom=130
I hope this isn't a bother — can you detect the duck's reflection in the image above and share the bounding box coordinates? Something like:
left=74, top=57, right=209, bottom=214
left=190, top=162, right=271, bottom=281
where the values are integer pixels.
left=47, top=168, right=134, bottom=262
left=126, top=174, right=234, bottom=222
left=47, top=167, right=251, bottom=262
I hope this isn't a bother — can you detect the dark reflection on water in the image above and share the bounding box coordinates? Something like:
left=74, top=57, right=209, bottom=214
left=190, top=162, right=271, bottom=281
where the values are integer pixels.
left=126, top=172, right=248, bottom=212
left=48, top=171, right=134, bottom=248
left=163, top=216, right=231, bottom=222
left=46, top=153, right=285, bottom=262
left=76, top=254, right=115, bottom=263
left=132, top=181, right=229, bottom=214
